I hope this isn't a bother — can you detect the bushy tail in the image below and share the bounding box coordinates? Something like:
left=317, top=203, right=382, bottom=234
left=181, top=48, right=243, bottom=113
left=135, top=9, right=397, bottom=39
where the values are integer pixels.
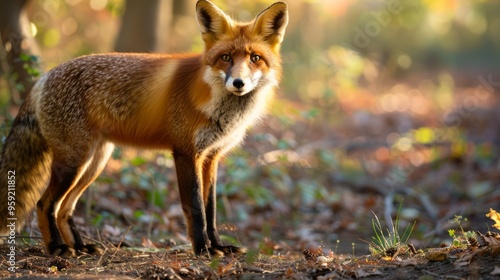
left=0, top=96, right=52, bottom=238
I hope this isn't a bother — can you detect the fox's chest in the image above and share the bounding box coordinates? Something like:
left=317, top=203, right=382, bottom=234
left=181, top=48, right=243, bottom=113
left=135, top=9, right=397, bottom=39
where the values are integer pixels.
left=194, top=90, right=268, bottom=153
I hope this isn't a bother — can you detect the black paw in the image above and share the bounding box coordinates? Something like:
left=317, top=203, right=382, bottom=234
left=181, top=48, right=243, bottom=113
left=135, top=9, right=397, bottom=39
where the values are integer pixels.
left=49, top=244, right=76, bottom=258
left=213, top=245, right=247, bottom=255
left=196, top=244, right=247, bottom=257
left=76, top=244, right=103, bottom=255
left=205, top=247, right=225, bottom=257
left=203, top=245, right=246, bottom=257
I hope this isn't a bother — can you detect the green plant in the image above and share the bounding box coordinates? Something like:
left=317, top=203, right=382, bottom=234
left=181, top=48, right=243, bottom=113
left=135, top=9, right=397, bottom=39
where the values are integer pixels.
left=20, top=54, right=41, bottom=78
left=448, top=215, right=476, bottom=248
left=368, top=202, right=416, bottom=257
left=14, top=54, right=42, bottom=93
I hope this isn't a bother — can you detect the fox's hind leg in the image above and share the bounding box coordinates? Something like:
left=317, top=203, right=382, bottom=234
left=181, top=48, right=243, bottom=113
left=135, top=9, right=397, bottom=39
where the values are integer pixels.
left=37, top=153, right=93, bottom=257
left=57, top=142, right=115, bottom=255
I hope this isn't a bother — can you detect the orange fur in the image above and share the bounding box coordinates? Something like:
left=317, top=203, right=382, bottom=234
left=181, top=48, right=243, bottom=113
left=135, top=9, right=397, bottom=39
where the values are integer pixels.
left=0, top=0, right=288, bottom=256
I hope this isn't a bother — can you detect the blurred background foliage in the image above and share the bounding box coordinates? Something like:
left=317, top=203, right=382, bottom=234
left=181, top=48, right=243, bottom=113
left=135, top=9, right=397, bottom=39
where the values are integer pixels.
left=1, top=0, right=499, bottom=254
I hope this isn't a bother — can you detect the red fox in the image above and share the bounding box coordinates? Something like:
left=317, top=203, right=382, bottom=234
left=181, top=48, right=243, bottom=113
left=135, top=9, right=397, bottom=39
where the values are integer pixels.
left=0, top=0, right=288, bottom=257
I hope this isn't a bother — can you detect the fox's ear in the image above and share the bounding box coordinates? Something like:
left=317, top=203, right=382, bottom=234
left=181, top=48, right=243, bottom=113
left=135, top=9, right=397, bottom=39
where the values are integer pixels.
left=253, top=2, right=288, bottom=47
left=196, top=0, right=232, bottom=44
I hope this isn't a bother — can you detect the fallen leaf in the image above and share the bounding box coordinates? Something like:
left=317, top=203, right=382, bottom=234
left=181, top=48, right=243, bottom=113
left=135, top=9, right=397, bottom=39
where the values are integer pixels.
left=355, top=268, right=383, bottom=278
left=492, top=245, right=500, bottom=256
left=454, top=251, right=474, bottom=261
left=476, top=231, right=500, bottom=256
left=218, top=262, right=234, bottom=275
left=454, top=261, right=471, bottom=267
left=398, top=258, right=419, bottom=267
left=303, top=249, right=319, bottom=261
left=316, top=255, right=333, bottom=267
left=141, top=237, right=157, bottom=249
left=483, top=235, right=500, bottom=246
left=491, top=266, right=500, bottom=275
left=486, top=208, right=500, bottom=230
left=285, top=268, right=295, bottom=277
left=425, top=250, right=449, bottom=261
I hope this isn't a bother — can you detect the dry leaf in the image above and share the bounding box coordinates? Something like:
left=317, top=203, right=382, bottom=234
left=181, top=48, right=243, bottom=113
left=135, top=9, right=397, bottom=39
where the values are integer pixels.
left=455, top=251, right=474, bottom=261
left=141, top=237, right=157, bottom=248
left=302, top=249, right=319, bottom=261
left=355, top=268, right=383, bottom=278
left=492, top=245, right=500, bottom=256
left=425, top=250, right=449, bottom=261
left=316, top=255, right=333, bottom=268
left=483, top=235, right=500, bottom=246
left=425, top=251, right=449, bottom=262
left=476, top=231, right=500, bottom=255
left=491, top=266, right=500, bottom=275
left=218, top=262, right=234, bottom=275
left=285, top=268, right=295, bottom=277
left=453, top=252, right=475, bottom=267
left=486, top=208, right=500, bottom=230
left=454, top=261, right=470, bottom=267
left=398, top=258, right=419, bottom=267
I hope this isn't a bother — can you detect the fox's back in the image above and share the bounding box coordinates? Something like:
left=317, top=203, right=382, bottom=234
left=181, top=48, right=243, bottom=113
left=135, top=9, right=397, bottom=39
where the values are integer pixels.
left=30, top=53, right=208, bottom=149
left=38, top=54, right=186, bottom=120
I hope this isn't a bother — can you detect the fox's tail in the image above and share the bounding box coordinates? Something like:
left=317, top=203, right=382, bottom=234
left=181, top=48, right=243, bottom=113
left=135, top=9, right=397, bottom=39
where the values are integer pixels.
left=0, top=92, right=52, bottom=239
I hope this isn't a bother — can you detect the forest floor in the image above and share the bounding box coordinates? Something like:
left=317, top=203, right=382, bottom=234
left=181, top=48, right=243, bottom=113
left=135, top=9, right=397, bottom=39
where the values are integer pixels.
left=1, top=79, right=500, bottom=279
left=1, top=238, right=500, bottom=279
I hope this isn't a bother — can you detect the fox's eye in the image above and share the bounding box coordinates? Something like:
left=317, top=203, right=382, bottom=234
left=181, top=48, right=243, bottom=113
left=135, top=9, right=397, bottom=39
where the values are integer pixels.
left=221, top=54, right=232, bottom=62
left=251, top=54, right=261, bottom=63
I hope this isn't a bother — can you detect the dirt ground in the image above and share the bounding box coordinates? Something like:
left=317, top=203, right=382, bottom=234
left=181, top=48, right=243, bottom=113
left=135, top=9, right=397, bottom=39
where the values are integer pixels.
left=1, top=239, right=499, bottom=279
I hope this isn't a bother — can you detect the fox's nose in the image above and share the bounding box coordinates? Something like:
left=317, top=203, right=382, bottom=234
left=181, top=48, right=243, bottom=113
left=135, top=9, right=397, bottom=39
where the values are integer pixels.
left=233, top=78, right=245, bottom=89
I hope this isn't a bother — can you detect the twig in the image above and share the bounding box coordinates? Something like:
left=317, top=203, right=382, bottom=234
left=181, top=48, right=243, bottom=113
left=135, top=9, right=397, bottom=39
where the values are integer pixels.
left=112, top=225, right=132, bottom=258
left=95, top=228, right=106, bottom=251
left=96, top=248, right=108, bottom=266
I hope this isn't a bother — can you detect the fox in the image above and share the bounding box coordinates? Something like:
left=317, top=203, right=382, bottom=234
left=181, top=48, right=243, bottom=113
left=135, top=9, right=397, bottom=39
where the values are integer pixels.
left=0, top=0, right=288, bottom=257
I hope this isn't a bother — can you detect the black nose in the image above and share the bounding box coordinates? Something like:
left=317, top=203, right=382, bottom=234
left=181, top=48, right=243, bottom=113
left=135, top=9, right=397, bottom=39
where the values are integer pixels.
left=233, top=78, right=245, bottom=89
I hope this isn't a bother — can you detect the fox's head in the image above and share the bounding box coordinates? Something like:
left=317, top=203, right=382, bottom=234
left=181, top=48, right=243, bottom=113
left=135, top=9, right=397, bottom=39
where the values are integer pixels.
left=196, top=0, right=288, bottom=96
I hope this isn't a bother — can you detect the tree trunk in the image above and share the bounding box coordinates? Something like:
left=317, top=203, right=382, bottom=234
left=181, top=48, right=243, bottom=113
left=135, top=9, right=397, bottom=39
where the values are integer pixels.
left=169, top=0, right=196, bottom=51
left=114, top=0, right=172, bottom=52
left=0, top=0, right=41, bottom=104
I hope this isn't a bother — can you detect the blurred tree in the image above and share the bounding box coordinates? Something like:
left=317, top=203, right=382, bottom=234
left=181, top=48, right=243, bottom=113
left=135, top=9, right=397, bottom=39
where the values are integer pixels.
left=115, top=0, right=172, bottom=52
left=0, top=0, right=41, bottom=104
left=115, top=0, right=197, bottom=53
left=168, top=0, right=197, bottom=51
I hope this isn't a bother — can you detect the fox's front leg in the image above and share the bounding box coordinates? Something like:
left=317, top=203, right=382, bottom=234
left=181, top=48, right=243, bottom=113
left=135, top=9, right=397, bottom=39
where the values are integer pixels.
left=202, top=152, right=247, bottom=255
left=173, top=151, right=211, bottom=255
